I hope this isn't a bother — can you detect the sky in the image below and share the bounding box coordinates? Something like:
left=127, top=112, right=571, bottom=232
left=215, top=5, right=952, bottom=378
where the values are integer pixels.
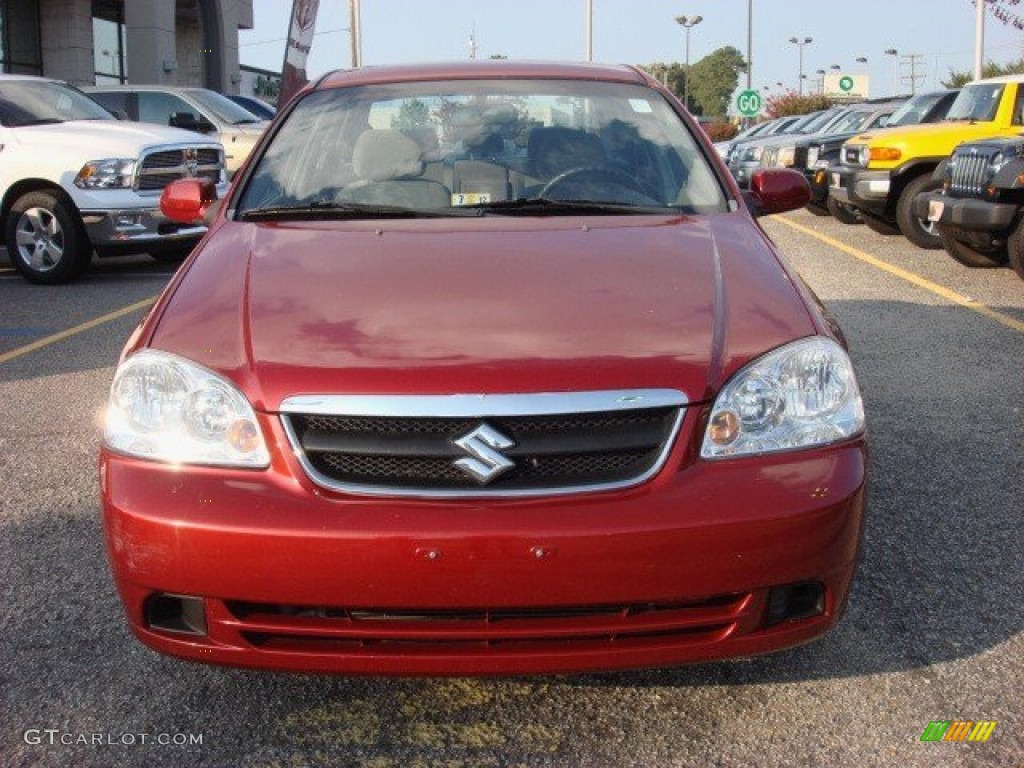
left=239, top=0, right=1024, bottom=103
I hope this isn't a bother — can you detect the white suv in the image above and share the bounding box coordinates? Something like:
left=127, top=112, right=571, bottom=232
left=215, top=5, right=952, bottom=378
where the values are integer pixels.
left=0, top=75, right=226, bottom=284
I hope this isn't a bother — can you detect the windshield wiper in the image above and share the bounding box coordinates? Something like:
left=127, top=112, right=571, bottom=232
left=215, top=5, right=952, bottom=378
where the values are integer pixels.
left=469, top=197, right=672, bottom=216
left=238, top=200, right=476, bottom=221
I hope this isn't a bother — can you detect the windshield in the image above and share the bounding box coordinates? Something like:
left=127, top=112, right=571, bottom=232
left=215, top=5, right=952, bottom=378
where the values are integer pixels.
left=945, top=84, right=1004, bottom=122
left=796, top=109, right=836, bottom=134
left=825, top=109, right=872, bottom=135
left=0, top=79, right=114, bottom=127
left=237, top=79, right=728, bottom=217
left=887, top=92, right=943, bottom=126
left=186, top=89, right=264, bottom=125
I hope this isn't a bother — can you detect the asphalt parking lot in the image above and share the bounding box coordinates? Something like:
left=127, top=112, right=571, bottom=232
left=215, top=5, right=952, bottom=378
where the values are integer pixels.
left=1, top=209, right=1021, bottom=768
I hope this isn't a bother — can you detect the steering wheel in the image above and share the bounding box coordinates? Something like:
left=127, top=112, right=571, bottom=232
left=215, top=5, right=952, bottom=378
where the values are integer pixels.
left=539, top=166, right=661, bottom=205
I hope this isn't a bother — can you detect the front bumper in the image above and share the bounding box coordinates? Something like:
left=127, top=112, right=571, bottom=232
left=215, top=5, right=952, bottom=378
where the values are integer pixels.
left=912, top=192, right=1019, bottom=234
left=81, top=207, right=207, bottom=251
left=100, top=409, right=867, bottom=676
left=829, top=167, right=891, bottom=215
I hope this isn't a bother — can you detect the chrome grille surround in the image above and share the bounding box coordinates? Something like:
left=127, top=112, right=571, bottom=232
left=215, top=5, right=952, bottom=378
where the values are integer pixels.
left=948, top=147, right=999, bottom=198
left=135, top=144, right=225, bottom=192
left=280, top=390, right=688, bottom=498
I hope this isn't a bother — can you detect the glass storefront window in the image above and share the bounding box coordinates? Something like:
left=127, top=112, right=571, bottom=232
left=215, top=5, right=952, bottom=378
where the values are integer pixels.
left=92, top=0, right=126, bottom=84
left=0, top=0, right=43, bottom=76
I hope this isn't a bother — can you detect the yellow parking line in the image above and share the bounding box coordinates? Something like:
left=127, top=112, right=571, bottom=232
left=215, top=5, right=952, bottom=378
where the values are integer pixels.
left=0, top=297, right=156, bottom=365
left=776, top=216, right=1024, bottom=335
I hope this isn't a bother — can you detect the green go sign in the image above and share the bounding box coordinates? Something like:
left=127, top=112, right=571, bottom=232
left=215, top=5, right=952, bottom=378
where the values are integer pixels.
left=839, top=76, right=855, bottom=92
left=736, top=89, right=762, bottom=117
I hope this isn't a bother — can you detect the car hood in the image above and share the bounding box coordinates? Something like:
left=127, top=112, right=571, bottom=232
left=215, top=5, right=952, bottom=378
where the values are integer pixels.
left=10, top=119, right=215, bottom=154
left=147, top=213, right=816, bottom=411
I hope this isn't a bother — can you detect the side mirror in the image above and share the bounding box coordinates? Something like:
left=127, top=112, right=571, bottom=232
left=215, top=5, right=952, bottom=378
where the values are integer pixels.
left=112, top=109, right=130, bottom=121
left=160, top=178, right=217, bottom=224
left=744, top=168, right=812, bottom=217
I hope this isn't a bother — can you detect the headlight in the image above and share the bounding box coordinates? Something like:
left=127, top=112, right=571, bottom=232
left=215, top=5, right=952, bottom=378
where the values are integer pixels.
left=701, top=337, right=864, bottom=458
left=74, top=158, right=137, bottom=189
left=776, top=146, right=796, bottom=167
left=807, top=147, right=820, bottom=167
left=104, top=350, right=270, bottom=467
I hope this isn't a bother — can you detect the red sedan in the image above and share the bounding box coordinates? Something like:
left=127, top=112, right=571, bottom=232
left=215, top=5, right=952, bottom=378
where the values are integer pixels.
left=100, top=61, right=866, bottom=675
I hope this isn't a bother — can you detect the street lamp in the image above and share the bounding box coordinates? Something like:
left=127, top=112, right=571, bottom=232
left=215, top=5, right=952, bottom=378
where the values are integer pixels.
left=815, top=68, right=826, bottom=94
left=788, top=36, right=813, bottom=94
left=884, top=48, right=899, bottom=95
left=675, top=15, right=703, bottom=112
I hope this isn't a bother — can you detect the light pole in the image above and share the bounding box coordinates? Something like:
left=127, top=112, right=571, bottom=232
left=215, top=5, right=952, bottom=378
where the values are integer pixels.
left=675, top=15, right=703, bottom=112
left=884, top=48, right=899, bottom=95
left=815, top=68, right=825, bottom=94
left=788, top=36, right=813, bottom=95
left=585, top=0, right=593, bottom=62
left=855, top=56, right=868, bottom=72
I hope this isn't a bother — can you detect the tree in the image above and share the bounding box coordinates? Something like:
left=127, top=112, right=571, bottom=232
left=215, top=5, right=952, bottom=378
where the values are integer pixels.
left=943, top=57, right=1024, bottom=87
left=391, top=98, right=431, bottom=130
left=639, top=61, right=686, bottom=98
left=687, top=46, right=747, bottom=117
left=764, top=91, right=834, bottom=119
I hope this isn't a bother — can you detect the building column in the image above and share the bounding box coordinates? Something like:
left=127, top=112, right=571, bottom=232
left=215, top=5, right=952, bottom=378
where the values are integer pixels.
left=124, top=0, right=177, bottom=85
left=39, top=0, right=94, bottom=85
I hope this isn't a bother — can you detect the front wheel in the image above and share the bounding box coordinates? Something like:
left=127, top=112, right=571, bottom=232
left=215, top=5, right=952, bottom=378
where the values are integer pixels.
left=1007, top=216, right=1024, bottom=281
left=895, top=174, right=943, bottom=249
left=5, top=190, right=92, bottom=284
left=938, top=226, right=1007, bottom=269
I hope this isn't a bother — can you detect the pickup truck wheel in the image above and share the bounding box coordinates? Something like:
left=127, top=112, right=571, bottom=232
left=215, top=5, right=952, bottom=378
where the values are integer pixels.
left=5, top=190, right=91, bottom=284
left=826, top=196, right=862, bottom=225
left=1008, top=218, right=1024, bottom=281
left=861, top=212, right=900, bottom=236
left=938, top=227, right=1006, bottom=268
left=895, top=175, right=943, bottom=249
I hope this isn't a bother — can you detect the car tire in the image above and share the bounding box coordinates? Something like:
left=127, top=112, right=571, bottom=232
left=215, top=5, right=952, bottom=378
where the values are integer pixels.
left=861, top=212, right=901, bottom=236
left=1007, top=217, right=1024, bottom=281
left=938, top=227, right=1007, bottom=269
left=826, top=196, right=862, bottom=225
left=5, top=189, right=92, bottom=284
left=805, top=202, right=830, bottom=217
left=895, top=174, right=943, bottom=249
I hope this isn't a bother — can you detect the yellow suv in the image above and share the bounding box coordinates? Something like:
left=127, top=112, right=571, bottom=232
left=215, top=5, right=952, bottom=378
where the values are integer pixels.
left=829, top=75, right=1024, bottom=248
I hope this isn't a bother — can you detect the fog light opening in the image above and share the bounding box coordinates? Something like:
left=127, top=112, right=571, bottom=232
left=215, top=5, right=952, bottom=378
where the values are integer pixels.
left=765, top=582, right=825, bottom=626
left=146, top=593, right=208, bottom=636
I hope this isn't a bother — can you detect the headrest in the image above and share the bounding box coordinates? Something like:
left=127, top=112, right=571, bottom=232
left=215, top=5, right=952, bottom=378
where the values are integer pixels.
left=352, top=129, right=423, bottom=182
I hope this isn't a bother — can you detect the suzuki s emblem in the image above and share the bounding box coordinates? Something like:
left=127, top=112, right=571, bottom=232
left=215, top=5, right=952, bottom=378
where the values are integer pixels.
left=453, top=423, right=515, bottom=485
left=183, top=148, right=199, bottom=177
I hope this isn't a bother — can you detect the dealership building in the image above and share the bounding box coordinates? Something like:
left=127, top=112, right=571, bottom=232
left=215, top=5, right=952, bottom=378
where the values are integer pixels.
left=0, top=0, right=256, bottom=93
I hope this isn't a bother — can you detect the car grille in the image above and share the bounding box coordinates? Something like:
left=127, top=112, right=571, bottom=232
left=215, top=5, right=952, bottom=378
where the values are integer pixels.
left=136, top=146, right=223, bottom=191
left=948, top=148, right=998, bottom=197
left=280, top=391, right=686, bottom=497
left=220, top=592, right=756, bottom=654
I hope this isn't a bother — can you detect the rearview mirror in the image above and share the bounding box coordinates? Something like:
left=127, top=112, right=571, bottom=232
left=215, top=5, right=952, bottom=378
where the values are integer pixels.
left=744, top=168, right=812, bottom=217
left=160, top=178, right=218, bottom=224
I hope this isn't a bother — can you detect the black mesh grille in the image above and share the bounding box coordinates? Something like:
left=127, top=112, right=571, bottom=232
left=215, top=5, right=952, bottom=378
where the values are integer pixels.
left=285, top=405, right=681, bottom=494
